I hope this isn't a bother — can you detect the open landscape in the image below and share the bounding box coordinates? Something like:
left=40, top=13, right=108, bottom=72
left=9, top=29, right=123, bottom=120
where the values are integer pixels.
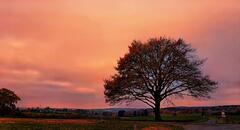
left=1, top=105, right=240, bottom=130
left=0, top=115, right=240, bottom=130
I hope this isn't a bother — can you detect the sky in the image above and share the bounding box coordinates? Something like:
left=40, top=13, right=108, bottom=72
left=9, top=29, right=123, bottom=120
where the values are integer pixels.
left=0, top=0, right=239, bottom=109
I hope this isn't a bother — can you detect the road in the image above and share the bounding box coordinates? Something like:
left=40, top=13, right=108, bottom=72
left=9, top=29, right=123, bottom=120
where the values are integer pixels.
left=184, top=124, right=240, bottom=130
left=183, top=119, right=240, bottom=130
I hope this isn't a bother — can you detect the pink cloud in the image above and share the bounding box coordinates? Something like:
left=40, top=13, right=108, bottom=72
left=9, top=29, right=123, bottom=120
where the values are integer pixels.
left=0, top=0, right=239, bottom=108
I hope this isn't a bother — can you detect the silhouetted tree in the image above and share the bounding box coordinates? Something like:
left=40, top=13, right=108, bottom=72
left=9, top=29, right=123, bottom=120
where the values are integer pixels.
left=104, top=37, right=217, bottom=121
left=0, top=88, right=21, bottom=116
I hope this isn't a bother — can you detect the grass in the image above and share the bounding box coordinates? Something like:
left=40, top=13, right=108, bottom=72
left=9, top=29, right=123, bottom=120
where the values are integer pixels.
left=216, top=115, right=240, bottom=124
left=229, top=115, right=240, bottom=123
left=121, top=113, right=207, bottom=122
left=162, top=114, right=207, bottom=122
left=0, top=118, right=183, bottom=130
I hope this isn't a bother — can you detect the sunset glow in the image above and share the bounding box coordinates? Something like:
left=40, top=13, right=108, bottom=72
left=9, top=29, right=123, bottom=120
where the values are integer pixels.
left=0, top=0, right=239, bottom=108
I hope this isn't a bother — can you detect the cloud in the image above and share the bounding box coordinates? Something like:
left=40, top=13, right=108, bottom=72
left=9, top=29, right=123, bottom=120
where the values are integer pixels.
left=0, top=0, right=239, bottom=108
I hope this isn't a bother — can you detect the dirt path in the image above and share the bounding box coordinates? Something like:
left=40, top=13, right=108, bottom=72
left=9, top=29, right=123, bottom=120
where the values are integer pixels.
left=184, top=124, right=240, bottom=130
left=183, top=119, right=240, bottom=130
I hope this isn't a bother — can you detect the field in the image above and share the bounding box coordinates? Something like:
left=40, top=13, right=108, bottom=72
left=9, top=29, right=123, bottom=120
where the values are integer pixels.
left=121, top=113, right=207, bottom=122
left=1, top=114, right=239, bottom=130
left=0, top=118, right=183, bottom=130
left=216, top=115, right=240, bottom=124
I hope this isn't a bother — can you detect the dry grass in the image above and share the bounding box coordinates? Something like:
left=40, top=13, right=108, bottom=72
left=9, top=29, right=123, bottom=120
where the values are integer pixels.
left=0, top=118, right=97, bottom=125
left=0, top=118, right=183, bottom=130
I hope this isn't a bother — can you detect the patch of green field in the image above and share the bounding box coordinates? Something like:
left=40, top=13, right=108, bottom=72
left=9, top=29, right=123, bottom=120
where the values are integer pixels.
left=216, top=115, right=240, bottom=124
left=161, top=114, right=208, bottom=122
left=121, top=116, right=155, bottom=121
left=229, top=115, right=240, bottom=122
left=121, top=114, right=207, bottom=122
left=0, top=120, right=183, bottom=130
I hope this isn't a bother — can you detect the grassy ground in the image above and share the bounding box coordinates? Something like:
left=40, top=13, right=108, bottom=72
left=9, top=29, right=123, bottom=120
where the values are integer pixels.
left=121, top=114, right=207, bottom=122
left=0, top=118, right=183, bottom=130
left=216, top=115, right=240, bottom=124
left=5, top=114, right=240, bottom=130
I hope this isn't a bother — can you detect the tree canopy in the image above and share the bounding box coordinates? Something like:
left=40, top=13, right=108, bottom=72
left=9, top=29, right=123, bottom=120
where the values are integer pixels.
left=0, top=88, right=21, bottom=115
left=104, top=37, right=217, bottom=121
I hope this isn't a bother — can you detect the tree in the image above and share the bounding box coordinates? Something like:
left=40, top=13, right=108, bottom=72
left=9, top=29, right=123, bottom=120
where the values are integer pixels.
left=104, top=37, right=217, bottom=121
left=0, top=88, right=21, bottom=116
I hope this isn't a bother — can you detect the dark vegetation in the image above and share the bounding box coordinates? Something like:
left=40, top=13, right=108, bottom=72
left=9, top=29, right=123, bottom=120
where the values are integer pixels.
left=1, top=105, right=240, bottom=123
left=0, top=88, right=21, bottom=116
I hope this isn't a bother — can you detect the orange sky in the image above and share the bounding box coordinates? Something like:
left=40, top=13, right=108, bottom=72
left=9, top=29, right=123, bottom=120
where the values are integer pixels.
left=0, top=0, right=240, bottom=108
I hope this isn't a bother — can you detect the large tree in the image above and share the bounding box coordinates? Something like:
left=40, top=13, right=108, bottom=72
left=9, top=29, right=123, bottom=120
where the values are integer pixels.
left=104, top=37, right=217, bottom=121
left=0, top=88, right=21, bottom=116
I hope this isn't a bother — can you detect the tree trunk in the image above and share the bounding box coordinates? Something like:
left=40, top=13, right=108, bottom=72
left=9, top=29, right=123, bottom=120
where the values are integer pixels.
left=154, top=100, right=161, bottom=121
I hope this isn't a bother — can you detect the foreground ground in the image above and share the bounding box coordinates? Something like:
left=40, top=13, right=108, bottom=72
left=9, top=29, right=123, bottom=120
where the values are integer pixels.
left=0, top=115, right=240, bottom=130
left=0, top=118, right=182, bottom=130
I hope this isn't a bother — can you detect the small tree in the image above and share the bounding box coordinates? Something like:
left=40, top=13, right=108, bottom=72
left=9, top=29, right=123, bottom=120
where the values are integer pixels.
left=104, top=37, right=217, bottom=121
left=0, top=88, right=21, bottom=116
